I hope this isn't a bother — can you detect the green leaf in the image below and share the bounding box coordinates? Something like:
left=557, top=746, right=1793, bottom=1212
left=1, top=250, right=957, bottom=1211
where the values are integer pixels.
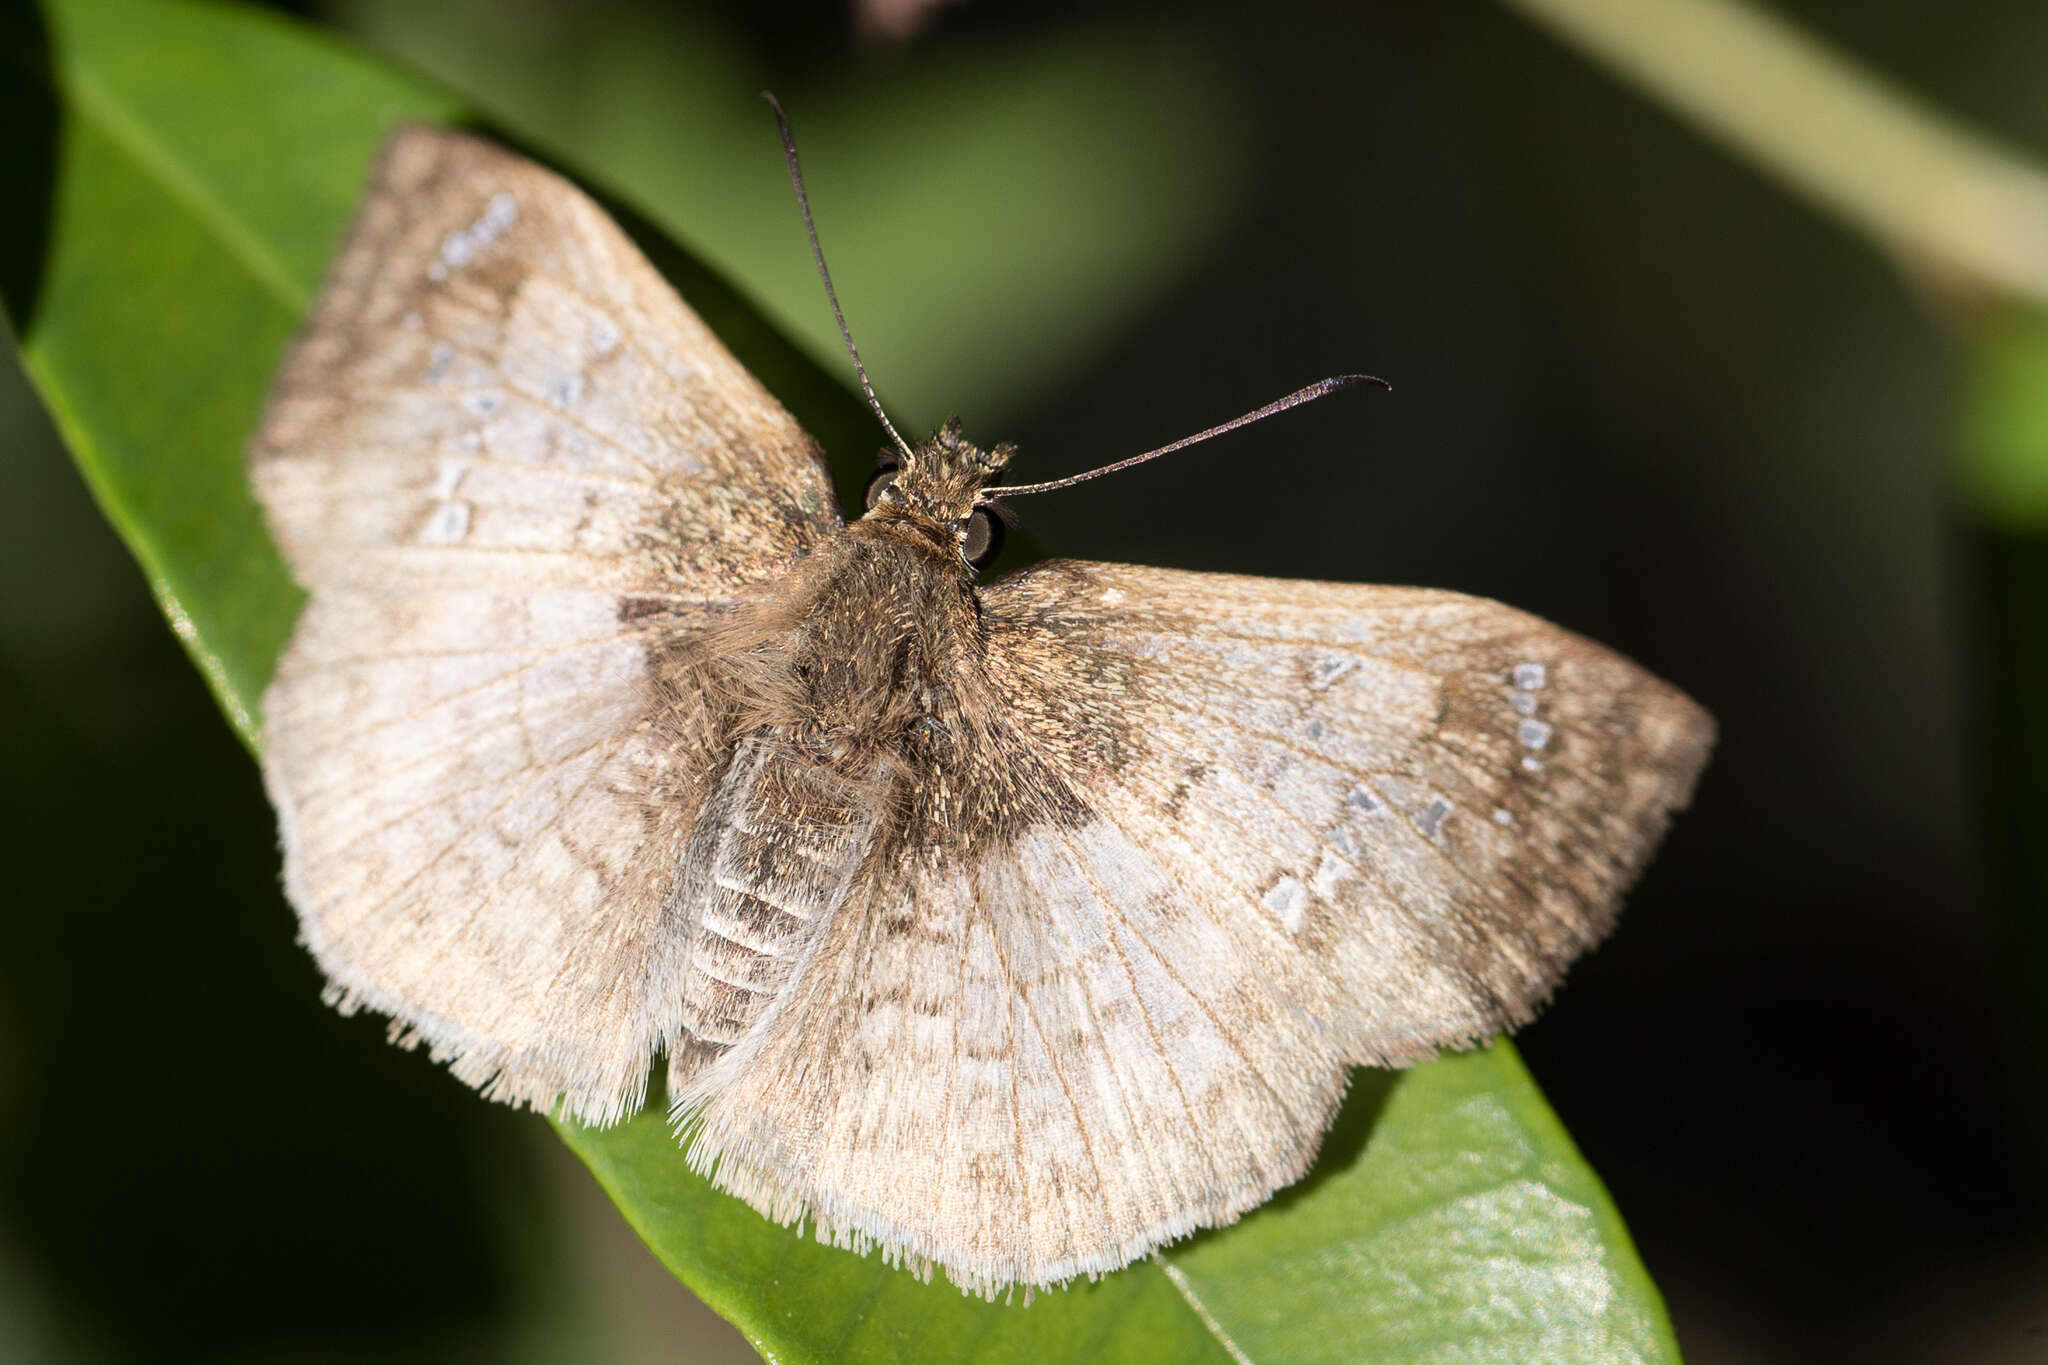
left=2, top=0, right=1681, bottom=1360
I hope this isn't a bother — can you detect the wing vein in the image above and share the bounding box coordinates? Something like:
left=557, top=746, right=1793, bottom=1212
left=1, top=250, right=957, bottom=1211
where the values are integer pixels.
left=970, top=885, right=1101, bottom=1262
left=285, top=635, right=644, bottom=771
left=1036, top=824, right=1189, bottom=1217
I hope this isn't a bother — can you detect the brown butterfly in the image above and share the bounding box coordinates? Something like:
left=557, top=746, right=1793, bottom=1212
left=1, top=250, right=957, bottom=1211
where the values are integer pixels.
left=249, top=108, right=1713, bottom=1297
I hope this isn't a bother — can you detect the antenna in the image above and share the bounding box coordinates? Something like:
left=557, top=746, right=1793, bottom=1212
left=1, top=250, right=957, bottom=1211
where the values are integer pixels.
left=764, top=91, right=914, bottom=462
left=997, top=374, right=1389, bottom=498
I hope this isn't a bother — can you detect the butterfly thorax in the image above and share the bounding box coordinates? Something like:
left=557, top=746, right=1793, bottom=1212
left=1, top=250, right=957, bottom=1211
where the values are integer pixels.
left=699, top=517, right=980, bottom=771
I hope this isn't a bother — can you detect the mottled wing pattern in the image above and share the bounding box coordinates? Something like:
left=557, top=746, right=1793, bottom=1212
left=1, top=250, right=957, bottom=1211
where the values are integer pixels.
left=680, top=559, right=1712, bottom=1292
left=253, top=126, right=839, bottom=1124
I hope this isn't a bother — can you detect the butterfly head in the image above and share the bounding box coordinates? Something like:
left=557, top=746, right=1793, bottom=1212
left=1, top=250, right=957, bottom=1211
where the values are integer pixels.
left=861, top=417, right=1016, bottom=569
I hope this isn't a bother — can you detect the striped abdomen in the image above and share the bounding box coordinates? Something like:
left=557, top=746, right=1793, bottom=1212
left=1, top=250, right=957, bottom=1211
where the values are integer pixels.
left=670, top=735, right=882, bottom=1077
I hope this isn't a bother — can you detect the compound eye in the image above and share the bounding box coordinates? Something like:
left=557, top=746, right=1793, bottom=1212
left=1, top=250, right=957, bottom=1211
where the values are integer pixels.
left=958, top=506, right=1004, bottom=567
left=863, top=466, right=900, bottom=510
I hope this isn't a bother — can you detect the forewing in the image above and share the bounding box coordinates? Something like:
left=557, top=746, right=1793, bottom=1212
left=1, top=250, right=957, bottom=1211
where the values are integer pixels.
left=679, top=559, right=1711, bottom=1291
left=253, top=126, right=840, bottom=1125
left=986, top=561, right=1718, bottom=1057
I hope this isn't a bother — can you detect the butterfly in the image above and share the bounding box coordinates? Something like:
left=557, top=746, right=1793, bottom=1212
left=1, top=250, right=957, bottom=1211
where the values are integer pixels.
left=248, top=114, right=1713, bottom=1298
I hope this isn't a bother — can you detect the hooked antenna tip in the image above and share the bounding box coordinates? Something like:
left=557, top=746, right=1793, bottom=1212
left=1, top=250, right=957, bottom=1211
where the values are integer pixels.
left=997, top=372, right=1389, bottom=498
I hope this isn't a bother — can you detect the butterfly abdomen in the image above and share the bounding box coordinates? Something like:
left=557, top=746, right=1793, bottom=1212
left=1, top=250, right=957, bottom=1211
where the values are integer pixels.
left=670, top=736, right=885, bottom=1080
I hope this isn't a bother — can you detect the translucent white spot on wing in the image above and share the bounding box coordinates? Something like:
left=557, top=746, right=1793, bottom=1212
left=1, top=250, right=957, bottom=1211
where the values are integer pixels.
left=427, top=457, right=466, bottom=500
left=546, top=374, right=585, bottom=409
left=1417, top=796, right=1453, bottom=841
left=482, top=190, right=518, bottom=231
left=419, top=500, right=472, bottom=544
left=438, top=189, right=520, bottom=273
left=1522, top=755, right=1544, bottom=773
left=1509, top=689, right=1538, bottom=716
left=1261, top=874, right=1308, bottom=933
left=1100, top=587, right=1126, bottom=606
left=1519, top=719, right=1552, bottom=750
left=1514, top=661, right=1547, bottom=690
left=423, top=342, right=454, bottom=383
left=1306, top=654, right=1358, bottom=692
left=1493, top=808, right=1515, bottom=826
left=1311, top=848, right=1346, bottom=899
left=589, top=316, right=620, bottom=356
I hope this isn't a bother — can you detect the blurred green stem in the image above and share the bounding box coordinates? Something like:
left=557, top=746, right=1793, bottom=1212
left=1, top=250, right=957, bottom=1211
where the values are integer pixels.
left=1499, top=0, right=2048, bottom=318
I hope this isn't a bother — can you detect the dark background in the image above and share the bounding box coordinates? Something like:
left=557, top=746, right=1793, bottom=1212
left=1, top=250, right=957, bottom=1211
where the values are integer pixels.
left=3, top=0, right=2043, bottom=1360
